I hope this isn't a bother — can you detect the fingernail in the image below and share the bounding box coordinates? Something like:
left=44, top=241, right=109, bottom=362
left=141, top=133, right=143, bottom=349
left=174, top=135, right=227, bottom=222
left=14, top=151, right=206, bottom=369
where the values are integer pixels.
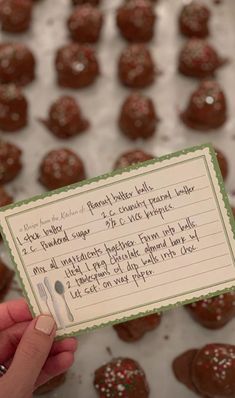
left=35, top=315, right=55, bottom=335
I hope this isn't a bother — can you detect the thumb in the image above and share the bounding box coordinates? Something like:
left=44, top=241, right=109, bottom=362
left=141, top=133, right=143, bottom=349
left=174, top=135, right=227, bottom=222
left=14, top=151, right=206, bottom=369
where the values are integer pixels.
left=6, top=315, right=56, bottom=398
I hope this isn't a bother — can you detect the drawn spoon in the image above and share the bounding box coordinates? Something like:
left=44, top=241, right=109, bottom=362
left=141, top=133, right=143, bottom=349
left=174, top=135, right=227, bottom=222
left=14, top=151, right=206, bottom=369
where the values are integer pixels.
left=55, top=280, right=74, bottom=322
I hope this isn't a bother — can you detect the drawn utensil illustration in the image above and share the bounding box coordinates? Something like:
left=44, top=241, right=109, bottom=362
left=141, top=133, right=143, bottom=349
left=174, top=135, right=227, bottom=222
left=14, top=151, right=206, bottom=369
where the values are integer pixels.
left=37, top=283, right=51, bottom=315
left=55, top=280, right=74, bottom=322
left=44, top=277, right=65, bottom=328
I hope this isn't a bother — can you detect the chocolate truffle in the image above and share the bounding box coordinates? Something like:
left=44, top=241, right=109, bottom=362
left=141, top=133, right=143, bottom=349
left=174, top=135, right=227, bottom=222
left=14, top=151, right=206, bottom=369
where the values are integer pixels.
left=0, top=258, right=14, bottom=301
left=35, top=374, right=67, bottom=395
left=193, top=344, right=235, bottom=398
left=181, top=80, right=227, bottom=130
left=72, top=0, right=100, bottom=5
left=116, top=0, right=156, bottom=43
left=0, top=84, right=28, bottom=132
left=0, top=140, right=22, bottom=183
left=0, top=186, right=13, bottom=241
left=178, top=39, right=226, bottom=78
left=215, top=148, right=228, bottom=180
left=187, top=293, right=235, bottom=329
left=119, top=92, right=158, bottom=140
left=114, top=313, right=161, bottom=342
left=0, top=43, right=35, bottom=86
left=0, top=0, right=32, bottom=33
left=173, top=344, right=235, bottom=397
left=94, top=358, right=150, bottom=397
left=55, top=43, right=99, bottom=89
left=179, top=1, right=210, bottom=38
left=118, top=44, right=155, bottom=88
left=68, top=4, right=103, bottom=43
left=39, top=148, right=86, bottom=190
left=42, top=96, right=89, bottom=139
left=114, top=149, right=154, bottom=170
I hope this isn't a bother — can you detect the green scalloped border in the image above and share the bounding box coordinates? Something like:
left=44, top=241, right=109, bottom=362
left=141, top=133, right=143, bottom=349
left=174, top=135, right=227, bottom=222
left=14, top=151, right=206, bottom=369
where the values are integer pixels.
left=1, top=142, right=235, bottom=339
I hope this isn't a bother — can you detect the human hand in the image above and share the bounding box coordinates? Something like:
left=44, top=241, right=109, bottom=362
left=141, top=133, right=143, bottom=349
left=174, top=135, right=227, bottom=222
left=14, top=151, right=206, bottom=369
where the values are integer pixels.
left=0, top=298, right=77, bottom=398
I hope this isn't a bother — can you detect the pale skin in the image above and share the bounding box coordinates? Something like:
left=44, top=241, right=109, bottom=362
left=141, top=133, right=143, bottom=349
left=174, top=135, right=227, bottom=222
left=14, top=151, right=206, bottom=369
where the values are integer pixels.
left=0, top=299, right=78, bottom=398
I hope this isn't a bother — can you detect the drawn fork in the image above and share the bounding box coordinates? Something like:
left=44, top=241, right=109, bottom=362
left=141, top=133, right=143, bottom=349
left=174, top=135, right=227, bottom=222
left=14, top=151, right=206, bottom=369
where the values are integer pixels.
left=37, top=283, right=51, bottom=315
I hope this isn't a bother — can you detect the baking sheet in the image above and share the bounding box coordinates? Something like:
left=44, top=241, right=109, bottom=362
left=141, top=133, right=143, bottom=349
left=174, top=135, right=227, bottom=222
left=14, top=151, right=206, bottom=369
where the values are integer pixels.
left=2, top=0, right=235, bottom=397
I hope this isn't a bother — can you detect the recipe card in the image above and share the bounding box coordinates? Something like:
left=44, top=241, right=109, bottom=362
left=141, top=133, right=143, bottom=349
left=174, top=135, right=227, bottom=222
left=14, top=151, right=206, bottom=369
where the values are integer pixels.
left=1, top=144, right=235, bottom=338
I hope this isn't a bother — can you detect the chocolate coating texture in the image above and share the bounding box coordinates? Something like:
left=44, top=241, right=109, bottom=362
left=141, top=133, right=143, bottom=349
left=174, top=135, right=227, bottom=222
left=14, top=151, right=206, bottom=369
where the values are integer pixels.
left=181, top=80, right=227, bottom=130
left=43, top=96, right=89, bottom=139
left=118, top=44, right=155, bottom=88
left=119, top=92, right=158, bottom=140
left=0, top=42, right=35, bottom=86
left=39, top=148, right=86, bottom=190
left=55, top=43, right=99, bottom=89
left=117, top=0, right=156, bottom=42
left=68, top=4, right=103, bottom=43
left=94, top=357, right=150, bottom=397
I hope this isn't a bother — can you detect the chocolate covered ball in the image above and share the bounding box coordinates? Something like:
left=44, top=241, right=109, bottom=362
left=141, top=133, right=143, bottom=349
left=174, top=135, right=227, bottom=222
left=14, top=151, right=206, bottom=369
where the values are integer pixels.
left=114, top=314, right=161, bottom=342
left=187, top=293, right=235, bottom=329
left=39, top=148, right=86, bottom=190
left=0, top=140, right=22, bottom=183
left=179, top=1, right=210, bottom=38
left=118, top=44, right=155, bottom=88
left=68, top=4, right=103, bottom=43
left=178, top=39, right=225, bottom=78
left=119, top=92, right=158, bottom=140
left=94, top=358, right=150, bottom=398
left=0, top=42, right=35, bottom=86
left=173, top=344, right=235, bottom=397
left=215, top=148, right=228, bottom=180
left=0, top=0, right=32, bottom=33
left=42, top=95, right=89, bottom=139
left=193, top=344, right=235, bottom=398
left=0, top=258, right=14, bottom=301
left=181, top=80, right=227, bottom=130
left=0, top=84, right=28, bottom=132
left=55, top=43, right=99, bottom=89
left=72, top=0, right=101, bottom=5
left=114, top=149, right=154, bottom=169
left=116, top=0, right=156, bottom=43
left=35, top=374, right=67, bottom=395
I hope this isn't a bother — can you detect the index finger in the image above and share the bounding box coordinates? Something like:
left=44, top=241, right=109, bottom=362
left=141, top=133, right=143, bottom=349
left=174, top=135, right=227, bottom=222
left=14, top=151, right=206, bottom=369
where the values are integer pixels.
left=0, top=298, right=32, bottom=331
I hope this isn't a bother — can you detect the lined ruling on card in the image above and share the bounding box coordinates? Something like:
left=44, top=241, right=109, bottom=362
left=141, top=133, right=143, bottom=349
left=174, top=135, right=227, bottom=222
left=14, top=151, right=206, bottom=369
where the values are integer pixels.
left=1, top=145, right=235, bottom=336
